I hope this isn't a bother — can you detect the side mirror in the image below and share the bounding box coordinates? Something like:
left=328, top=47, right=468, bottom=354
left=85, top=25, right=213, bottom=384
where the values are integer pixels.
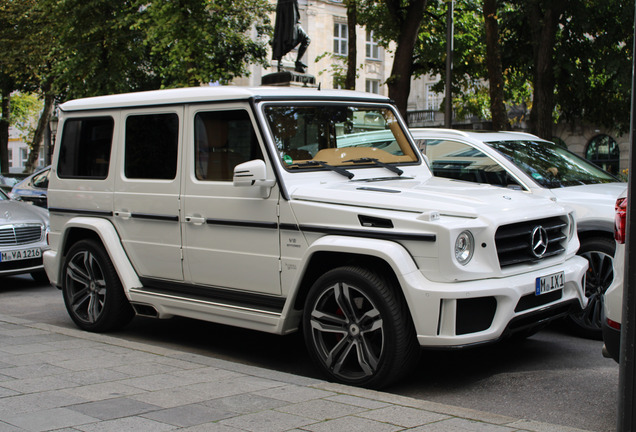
left=233, top=160, right=276, bottom=197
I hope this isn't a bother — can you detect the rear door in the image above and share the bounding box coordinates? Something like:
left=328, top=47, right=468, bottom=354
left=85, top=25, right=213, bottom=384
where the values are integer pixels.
left=112, top=107, right=184, bottom=281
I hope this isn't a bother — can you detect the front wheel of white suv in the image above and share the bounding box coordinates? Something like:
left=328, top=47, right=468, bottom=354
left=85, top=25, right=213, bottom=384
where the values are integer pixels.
left=302, top=266, right=419, bottom=389
left=62, top=239, right=134, bottom=332
left=566, top=236, right=615, bottom=339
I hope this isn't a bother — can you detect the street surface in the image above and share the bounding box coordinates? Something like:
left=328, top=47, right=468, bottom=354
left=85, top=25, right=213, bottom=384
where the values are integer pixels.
left=0, top=274, right=618, bottom=432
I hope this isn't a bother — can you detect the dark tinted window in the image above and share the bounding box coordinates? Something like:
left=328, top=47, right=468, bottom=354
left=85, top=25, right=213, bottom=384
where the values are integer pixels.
left=422, top=139, right=520, bottom=188
left=194, top=110, right=262, bottom=181
left=488, top=140, right=617, bottom=188
left=125, top=113, right=179, bottom=180
left=57, top=117, right=113, bottom=179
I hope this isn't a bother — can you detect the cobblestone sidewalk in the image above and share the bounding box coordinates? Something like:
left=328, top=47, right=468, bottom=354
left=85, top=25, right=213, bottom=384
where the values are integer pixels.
left=0, top=314, right=591, bottom=432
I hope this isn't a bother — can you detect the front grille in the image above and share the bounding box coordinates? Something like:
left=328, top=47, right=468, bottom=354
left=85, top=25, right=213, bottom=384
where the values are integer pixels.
left=495, top=216, right=567, bottom=268
left=0, top=224, right=43, bottom=246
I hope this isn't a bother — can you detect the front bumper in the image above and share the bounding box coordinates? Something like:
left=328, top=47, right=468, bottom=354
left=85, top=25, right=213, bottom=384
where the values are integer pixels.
left=0, top=248, right=45, bottom=277
left=398, top=255, right=588, bottom=347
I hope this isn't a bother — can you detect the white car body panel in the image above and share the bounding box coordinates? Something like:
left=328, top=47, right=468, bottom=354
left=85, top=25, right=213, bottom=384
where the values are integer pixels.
left=410, top=128, right=627, bottom=232
left=46, top=87, right=588, bottom=350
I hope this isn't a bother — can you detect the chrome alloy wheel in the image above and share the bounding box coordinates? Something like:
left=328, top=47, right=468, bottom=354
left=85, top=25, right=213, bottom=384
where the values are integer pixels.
left=308, top=281, right=385, bottom=381
left=575, top=249, right=614, bottom=332
left=65, top=249, right=108, bottom=325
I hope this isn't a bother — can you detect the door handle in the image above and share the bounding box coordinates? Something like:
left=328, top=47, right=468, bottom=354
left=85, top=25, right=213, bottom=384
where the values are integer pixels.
left=114, top=210, right=132, bottom=219
left=185, top=215, right=205, bottom=225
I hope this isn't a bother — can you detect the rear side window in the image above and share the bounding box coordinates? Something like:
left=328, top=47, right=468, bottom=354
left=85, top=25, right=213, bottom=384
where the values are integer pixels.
left=57, top=117, right=114, bottom=179
left=125, top=113, right=179, bottom=180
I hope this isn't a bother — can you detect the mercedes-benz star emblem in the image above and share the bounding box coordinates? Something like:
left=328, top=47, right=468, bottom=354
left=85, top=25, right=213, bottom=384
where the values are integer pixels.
left=531, top=226, right=549, bottom=258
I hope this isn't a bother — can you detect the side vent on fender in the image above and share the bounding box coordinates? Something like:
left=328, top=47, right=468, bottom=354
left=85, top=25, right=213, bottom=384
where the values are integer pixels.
left=358, top=215, right=394, bottom=229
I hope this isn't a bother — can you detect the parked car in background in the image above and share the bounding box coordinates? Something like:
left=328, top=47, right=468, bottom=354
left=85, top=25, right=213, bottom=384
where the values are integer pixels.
left=601, top=193, right=627, bottom=362
left=0, top=175, right=14, bottom=195
left=0, top=172, right=28, bottom=195
left=0, top=187, right=49, bottom=282
left=412, top=128, right=627, bottom=339
left=11, top=166, right=50, bottom=208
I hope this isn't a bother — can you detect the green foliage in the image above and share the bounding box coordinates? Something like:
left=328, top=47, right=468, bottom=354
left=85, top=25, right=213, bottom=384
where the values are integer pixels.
left=356, top=0, right=400, bottom=47
left=4, top=0, right=273, bottom=99
left=554, top=0, right=634, bottom=134
left=135, top=0, right=273, bottom=88
left=315, top=52, right=360, bottom=89
left=0, top=0, right=51, bottom=93
left=48, top=0, right=155, bottom=98
left=414, top=0, right=492, bottom=119
left=410, top=0, right=633, bottom=132
left=9, top=93, right=43, bottom=143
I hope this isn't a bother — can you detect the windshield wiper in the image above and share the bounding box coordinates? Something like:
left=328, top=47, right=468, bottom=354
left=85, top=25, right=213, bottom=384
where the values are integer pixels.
left=289, top=160, right=354, bottom=179
left=344, top=158, right=403, bottom=176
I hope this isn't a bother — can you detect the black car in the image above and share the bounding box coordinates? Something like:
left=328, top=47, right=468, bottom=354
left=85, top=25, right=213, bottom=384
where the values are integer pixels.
left=11, top=166, right=50, bottom=208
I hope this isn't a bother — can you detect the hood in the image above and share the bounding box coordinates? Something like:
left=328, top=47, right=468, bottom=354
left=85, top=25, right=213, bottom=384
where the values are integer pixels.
left=550, top=182, right=627, bottom=204
left=550, top=182, right=627, bottom=224
left=289, top=176, right=563, bottom=219
left=0, top=200, right=49, bottom=225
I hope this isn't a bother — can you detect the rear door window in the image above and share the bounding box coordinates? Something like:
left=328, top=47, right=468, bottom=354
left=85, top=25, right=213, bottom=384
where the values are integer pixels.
left=57, top=117, right=114, bottom=179
left=125, top=113, right=179, bottom=180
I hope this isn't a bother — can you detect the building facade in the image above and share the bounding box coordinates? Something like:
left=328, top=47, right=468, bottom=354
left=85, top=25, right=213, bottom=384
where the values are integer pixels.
left=6, top=126, right=46, bottom=174
left=235, top=0, right=629, bottom=175
left=235, top=0, right=395, bottom=96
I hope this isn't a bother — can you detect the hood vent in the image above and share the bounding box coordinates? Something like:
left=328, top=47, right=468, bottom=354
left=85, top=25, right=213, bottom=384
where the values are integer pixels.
left=356, top=186, right=401, bottom=193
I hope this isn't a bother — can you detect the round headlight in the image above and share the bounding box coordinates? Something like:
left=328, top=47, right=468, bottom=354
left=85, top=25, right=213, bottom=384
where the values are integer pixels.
left=455, top=231, right=474, bottom=265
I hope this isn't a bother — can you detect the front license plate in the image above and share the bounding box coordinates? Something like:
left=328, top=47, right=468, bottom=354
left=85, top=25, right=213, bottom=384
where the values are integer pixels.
left=0, top=247, right=41, bottom=262
left=536, top=271, right=565, bottom=295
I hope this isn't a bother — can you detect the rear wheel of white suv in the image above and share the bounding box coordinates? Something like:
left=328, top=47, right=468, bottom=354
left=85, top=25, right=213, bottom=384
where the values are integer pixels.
left=303, top=266, right=419, bottom=389
left=62, top=239, right=134, bottom=332
left=566, top=236, right=615, bottom=339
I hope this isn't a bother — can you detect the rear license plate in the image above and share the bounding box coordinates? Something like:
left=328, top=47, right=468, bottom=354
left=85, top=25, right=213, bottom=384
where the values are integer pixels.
left=536, top=271, right=565, bottom=295
left=0, top=247, right=41, bottom=262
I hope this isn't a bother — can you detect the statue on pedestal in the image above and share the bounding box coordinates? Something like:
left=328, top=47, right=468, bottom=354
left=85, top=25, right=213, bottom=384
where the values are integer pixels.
left=271, top=0, right=311, bottom=73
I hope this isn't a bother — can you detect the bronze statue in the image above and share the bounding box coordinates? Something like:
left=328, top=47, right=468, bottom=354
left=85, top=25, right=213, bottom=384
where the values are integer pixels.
left=271, top=0, right=310, bottom=73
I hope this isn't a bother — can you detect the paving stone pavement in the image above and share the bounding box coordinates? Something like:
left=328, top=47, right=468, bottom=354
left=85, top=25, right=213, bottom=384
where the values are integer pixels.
left=0, top=313, right=593, bottom=432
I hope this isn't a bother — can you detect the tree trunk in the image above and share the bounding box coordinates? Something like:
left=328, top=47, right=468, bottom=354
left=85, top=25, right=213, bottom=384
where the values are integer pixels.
left=24, top=91, right=55, bottom=173
left=526, top=0, right=564, bottom=140
left=0, top=89, right=10, bottom=174
left=386, top=0, right=428, bottom=118
left=483, top=0, right=508, bottom=130
left=345, top=0, right=357, bottom=90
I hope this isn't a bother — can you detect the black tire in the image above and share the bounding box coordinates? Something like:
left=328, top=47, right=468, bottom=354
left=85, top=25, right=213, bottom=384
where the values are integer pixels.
left=30, top=270, right=49, bottom=283
left=565, top=236, right=616, bottom=340
left=62, top=239, right=134, bottom=332
left=303, top=266, right=419, bottom=389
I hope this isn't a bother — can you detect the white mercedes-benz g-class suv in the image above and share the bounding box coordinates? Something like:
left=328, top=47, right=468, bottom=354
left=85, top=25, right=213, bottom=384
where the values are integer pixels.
left=44, top=86, right=587, bottom=388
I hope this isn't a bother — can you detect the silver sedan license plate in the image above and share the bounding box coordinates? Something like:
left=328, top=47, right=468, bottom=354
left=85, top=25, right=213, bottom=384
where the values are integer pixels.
left=536, top=271, right=564, bottom=295
left=0, top=247, right=41, bottom=262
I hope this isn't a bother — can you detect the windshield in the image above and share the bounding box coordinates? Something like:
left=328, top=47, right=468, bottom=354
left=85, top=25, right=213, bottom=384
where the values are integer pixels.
left=264, top=105, right=419, bottom=172
left=486, top=140, right=618, bottom=188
